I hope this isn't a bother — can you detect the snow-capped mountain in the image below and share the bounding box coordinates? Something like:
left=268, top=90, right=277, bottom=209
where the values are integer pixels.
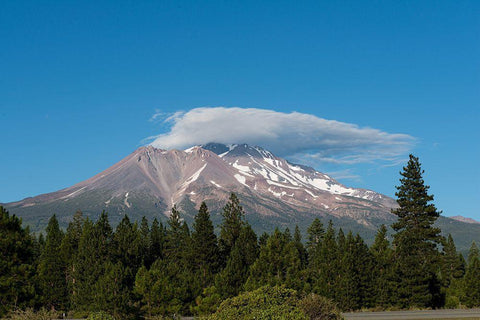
left=4, top=143, right=480, bottom=250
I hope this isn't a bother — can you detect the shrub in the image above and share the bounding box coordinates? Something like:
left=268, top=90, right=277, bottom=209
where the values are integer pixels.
left=299, top=294, right=343, bottom=320
left=208, top=285, right=307, bottom=320
left=87, top=311, right=115, bottom=320
left=5, top=308, right=57, bottom=320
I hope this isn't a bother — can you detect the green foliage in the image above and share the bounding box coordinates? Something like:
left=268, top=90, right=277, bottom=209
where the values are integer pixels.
left=191, top=202, right=220, bottom=287
left=298, top=294, right=343, bottom=320
left=215, top=224, right=258, bottom=298
left=0, top=206, right=35, bottom=316
left=86, top=311, right=115, bottom=320
left=193, top=286, right=223, bottom=316
left=306, top=218, right=324, bottom=254
left=219, top=193, right=245, bottom=262
left=5, top=308, right=58, bottom=320
left=462, top=242, right=480, bottom=307
left=37, top=214, right=67, bottom=310
left=3, top=185, right=479, bottom=317
left=370, top=225, right=394, bottom=307
left=208, top=285, right=307, bottom=320
left=245, top=228, right=302, bottom=291
left=391, top=155, right=443, bottom=308
left=307, top=221, right=338, bottom=299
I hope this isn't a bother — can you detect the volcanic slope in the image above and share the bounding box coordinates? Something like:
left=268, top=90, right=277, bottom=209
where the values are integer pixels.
left=4, top=143, right=479, bottom=249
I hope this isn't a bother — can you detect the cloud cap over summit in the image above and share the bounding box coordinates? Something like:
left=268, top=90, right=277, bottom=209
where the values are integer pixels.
left=148, top=107, right=415, bottom=165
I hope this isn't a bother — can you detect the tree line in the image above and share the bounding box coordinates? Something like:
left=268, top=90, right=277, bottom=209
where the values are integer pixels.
left=1, top=155, right=480, bottom=319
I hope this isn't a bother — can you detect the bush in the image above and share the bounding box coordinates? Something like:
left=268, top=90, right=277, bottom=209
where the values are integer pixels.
left=87, top=311, right=115, bottom=320
left=208, top=285, right=307, bottom=320
left=5, top=308, right=57, bottom=320
left=444, top=295, right=460, bottom=309
left=299, top=294, right=343, bottom=320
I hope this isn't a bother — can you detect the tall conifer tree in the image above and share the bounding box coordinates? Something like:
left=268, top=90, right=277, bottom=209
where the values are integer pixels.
left=391, top=155, right=443, bottom=308
left=0, top=206, right=35, bottom=316
left=218, top=193, right=245, bottom=263
left=37, top=214, right=67, bottom=310
left=191, top=202, right=219, bottom=287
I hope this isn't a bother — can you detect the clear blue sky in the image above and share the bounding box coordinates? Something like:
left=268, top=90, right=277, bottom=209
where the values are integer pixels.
left=1, top=1, right=479, bottom=219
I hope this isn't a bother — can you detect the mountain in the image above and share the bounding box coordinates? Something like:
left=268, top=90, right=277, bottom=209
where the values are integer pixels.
left=450, top=216, right=480, bottom=225
left=3, top=143, right=480, bottom=250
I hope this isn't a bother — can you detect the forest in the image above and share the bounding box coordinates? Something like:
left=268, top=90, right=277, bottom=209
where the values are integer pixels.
left=1, top=155, right=479, bottom=319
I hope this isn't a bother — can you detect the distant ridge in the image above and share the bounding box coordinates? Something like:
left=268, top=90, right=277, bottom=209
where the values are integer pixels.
left=450, top=216, right=480, bottom=225
left=4, top=143, right=480, bottom=251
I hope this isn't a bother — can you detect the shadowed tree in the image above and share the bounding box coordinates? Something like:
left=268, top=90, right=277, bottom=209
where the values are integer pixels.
left=37, top=214, right=67, bottom=310
left=391, top=155, right=443, bottom=308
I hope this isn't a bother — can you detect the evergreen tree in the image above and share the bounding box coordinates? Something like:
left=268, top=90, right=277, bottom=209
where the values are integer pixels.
left=148, top=218, right=165, bottom=267
left=467, top=241, right=479, bottom=266
left=218, top=193, right=245, bottom=263
left=37, top=214, right=67, bottom=310
left=95, top=261, right=134, bottom=318
left=73, top=211, right=113, bottom=312
left=441, top=234, right=465, bottom=286
left=462, top=242, right=480, bottom=307
left=0, top=206, right=35, bottom=316
left=308, top=220, right=338, bottom=299
left=112, top=215, right=142, bottom=277
left=59, top=210, right=83, bottom=309
left=306, top=218, right=324, bottom=254
left=164, top=205, right=185, bottom=262
left=391, top=155, right=443, bottom=308
left=370, top=225, right=394, bottom=307
left=294, top=225, right=307, bottom=268
left=336, top=232, right=360, bottom=311
left=216, top=224, right=258, bottom=298
left=245, top=228, right=303, bottom=291
left=258, top=232, right=269, bottom=248
left=138, top=216, right=150, bottom=267
left=191, top=202, right=220, bottom=287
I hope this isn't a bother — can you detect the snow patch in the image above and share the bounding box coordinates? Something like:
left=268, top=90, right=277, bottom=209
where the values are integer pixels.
left=61, top=186, right=86, bottom=200
left=234, top=174, right=248, bottom=187
left=124, top=192, right=131, bottom=208
left=268, top=187, right=287, bottom=198
left=210, top=180, right=222, bottom=188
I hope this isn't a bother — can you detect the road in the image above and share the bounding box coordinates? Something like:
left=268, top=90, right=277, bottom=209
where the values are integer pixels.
left=343, top=309, right=480, bottom=319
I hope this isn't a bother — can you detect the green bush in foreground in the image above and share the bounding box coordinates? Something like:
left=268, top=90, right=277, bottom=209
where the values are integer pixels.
left=208, top=285, right=343, bottom=320
left=87, top=311, right=115, bottom=320
left=299, top=294, right=343, bottom=320
left=4, top=308, right=57, bottom=320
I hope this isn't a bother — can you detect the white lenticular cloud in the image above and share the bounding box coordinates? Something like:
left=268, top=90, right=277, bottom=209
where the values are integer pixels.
left=148, top=107, right=415, bottom=164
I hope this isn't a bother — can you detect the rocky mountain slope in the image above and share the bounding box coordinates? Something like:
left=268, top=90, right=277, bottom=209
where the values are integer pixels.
left=4, top=143, right=479, bottom=250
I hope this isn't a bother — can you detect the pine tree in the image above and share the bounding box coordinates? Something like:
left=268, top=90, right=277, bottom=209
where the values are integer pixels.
left=218, top=193, right=245, bottom=263
left=370, top=225, right=394, bottom=307
left=245, top=228, right=302, bottom=291
left=73, top=211, right=113, bottom=312
left=308, top=220, right=338, bottom=299
left=336, top=232, right=360, bottom=311
left=0, top=206, right=35, bottom=316
left=294, top=225, right=307, bottom=268
left=216, top=224, right=258, bottom=298
left=148, top=218, right=165, bottom=267
left=391, top=155, right=443, bottom=308
left=441, top=234, right=464, bottom=286
left=95, top=261, right=134, bottom=318
left=112, top=215, right=142, bottom=277
left=37, top=214, right=67, bottom=310
left=191, top=202, right=220, bottom=287
left=164, top=205, right=185, bottom=262
left=59, top=210, right=84, bottom=309
left=462, top=242, right=480, bottom=307
left=139, top=216, right=150, bottom=267
left=467, top=241, right=479, bottom=266
left=306, top=218, right=324, bottom=254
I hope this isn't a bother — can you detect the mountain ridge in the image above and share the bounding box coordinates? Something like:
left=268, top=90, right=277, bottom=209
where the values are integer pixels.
left=3, top=143, right=479, bottom=251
